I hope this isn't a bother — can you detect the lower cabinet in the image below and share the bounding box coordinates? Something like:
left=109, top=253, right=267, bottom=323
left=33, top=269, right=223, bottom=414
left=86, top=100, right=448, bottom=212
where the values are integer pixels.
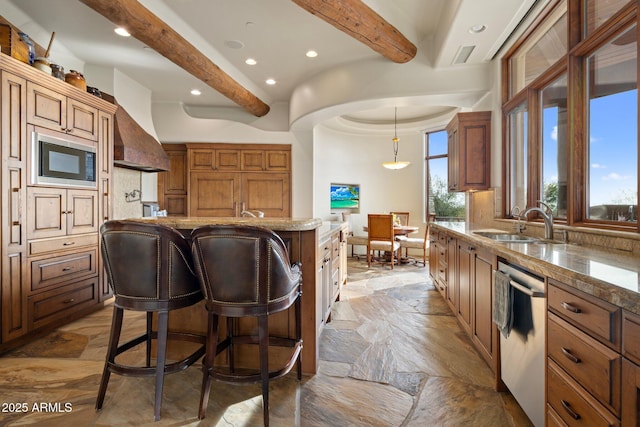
left=317, top=224, right=347, bottom=326
left=547, top=279, right=622, bottom=426
left=471, top=246, right=496, bottom=371
left=622, top=311, right=640, bottom=426
left=429, top=231, right=497, bottom=375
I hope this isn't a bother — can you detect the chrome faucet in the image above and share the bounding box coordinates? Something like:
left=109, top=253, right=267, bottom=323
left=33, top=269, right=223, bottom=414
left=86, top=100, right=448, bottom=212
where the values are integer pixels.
left=521, top=201, right=554, bottom=240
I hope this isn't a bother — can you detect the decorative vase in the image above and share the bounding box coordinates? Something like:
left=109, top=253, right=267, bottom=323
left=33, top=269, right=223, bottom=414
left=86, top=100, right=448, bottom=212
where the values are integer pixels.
left=65, top=70, right=86, bottom=91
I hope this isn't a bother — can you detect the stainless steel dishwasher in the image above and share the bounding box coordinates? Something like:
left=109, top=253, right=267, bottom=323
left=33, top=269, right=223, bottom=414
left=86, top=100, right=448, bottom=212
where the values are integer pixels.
left=498, top=260, right=545, bottom=427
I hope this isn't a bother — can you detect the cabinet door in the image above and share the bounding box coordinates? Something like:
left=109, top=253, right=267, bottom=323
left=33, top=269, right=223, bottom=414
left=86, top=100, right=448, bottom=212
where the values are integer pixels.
left=189, top=148, right=215, bottom=170
left=472, top=248, right=496, bottom=371
left=428, top=232, right=439, bottom=281
left=446, top=236, right=457, bottom=308
left=241, top=150, right=265, bottom=171
left=447, top=112, right=491, bottom=192
left=66, top=98, right=98, bottom=141
left=165, top=147, right=187, bottom=193
left=1, top=71, right=28, bottom=342
left=67, top=189, right=98, bottom=235
left=241, top=172, right=291, bottom=217
left=622, top=358, right=640, bottom=426
left=216, top=149, right=241, bottom=170
left=189, top=172, right=240, bottom=216
left=26, top=82, right=66, bottom=132
left=27, top=187, right=66, bottom=239
left=457, top=242, right=473, bottom=333
left=265, top=150, right=290, bottom=171
left=447, top=125, right=459, bottom=191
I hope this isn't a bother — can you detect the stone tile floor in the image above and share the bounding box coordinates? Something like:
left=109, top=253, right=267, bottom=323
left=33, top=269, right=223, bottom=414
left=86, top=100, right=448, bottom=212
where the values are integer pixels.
left=0, top=258, right=532, bottom=426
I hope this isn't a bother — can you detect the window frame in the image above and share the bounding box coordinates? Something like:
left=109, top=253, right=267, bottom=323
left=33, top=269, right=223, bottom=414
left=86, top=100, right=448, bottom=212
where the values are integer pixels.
left=502, top=0, right=639, bottom=232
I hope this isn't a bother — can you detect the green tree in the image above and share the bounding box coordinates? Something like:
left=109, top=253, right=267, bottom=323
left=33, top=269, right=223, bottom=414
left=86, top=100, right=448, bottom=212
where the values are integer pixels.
left=430, top=175, right=465, bottom=218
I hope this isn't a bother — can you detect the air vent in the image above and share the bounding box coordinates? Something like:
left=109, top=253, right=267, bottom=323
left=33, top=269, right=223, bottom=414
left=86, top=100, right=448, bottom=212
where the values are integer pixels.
left=453, top=45, right=476, bottom=64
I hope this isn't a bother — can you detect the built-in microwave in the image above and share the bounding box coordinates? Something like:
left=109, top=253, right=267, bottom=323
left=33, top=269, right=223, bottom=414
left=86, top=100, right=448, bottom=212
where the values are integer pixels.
left=31, top=131, right=97, bottom=188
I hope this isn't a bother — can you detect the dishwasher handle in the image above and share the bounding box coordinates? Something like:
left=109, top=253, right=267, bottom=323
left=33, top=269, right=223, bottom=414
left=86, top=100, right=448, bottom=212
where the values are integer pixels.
left=509, top=279, right=545, bottom=298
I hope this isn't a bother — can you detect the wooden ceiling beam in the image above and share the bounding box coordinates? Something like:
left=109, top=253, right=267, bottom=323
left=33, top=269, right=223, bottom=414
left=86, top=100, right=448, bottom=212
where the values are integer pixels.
left=292, top=0, right=417, bottom=63
left=79, top=0, right=270, bottom=117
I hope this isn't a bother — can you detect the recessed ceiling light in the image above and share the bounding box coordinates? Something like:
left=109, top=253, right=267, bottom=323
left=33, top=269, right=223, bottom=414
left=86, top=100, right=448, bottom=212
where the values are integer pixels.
left=114, top=27, right=130, bottom=37
left=265, top=79, right=276, bottom=85
left=245, top=58, right=257, bottom=65
left=306, top=50, right=318, bottom=58
left=190, top=89, right=202, bottom=96
left=469, top=24, right=486, bottom=34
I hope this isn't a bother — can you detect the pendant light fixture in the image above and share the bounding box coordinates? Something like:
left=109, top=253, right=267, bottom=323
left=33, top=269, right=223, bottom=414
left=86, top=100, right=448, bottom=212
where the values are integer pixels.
left=382, top=107, right=410, bottom=170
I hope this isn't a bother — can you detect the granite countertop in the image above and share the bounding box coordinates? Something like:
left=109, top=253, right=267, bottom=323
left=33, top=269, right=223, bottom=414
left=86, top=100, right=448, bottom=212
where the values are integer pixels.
left=131, top=216, right=323, bottom=232
left=431, top=221, right=640, bottom=315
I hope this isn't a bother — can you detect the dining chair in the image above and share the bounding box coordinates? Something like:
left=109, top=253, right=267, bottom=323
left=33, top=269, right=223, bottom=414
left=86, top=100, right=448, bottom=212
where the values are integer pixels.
left=399, top=226, right=428, bottom=265
left=391, top=211, right=410, bottom=227
left=367, top=214, right=400, bottom=269
left=399, top=214, right=436, bottom=264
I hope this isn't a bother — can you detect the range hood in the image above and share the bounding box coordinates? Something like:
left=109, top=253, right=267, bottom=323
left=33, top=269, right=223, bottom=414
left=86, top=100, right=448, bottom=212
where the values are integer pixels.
left=103, top=94, right=170, bottom=172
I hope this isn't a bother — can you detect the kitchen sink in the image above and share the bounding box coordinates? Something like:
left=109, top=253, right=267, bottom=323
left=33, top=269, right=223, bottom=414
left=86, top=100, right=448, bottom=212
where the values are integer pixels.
left=472, top=231, right=540, bottom=243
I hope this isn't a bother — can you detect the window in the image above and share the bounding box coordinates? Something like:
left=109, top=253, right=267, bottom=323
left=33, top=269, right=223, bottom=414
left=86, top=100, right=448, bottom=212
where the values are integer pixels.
left=503, top=0, right=638, bottom=232
left=509, top=6, right=567, bottom=97
left=541, top=74, right=568, bottom=219
left=507, top=103, right=528, bottom=213
left=586, top=25, right=637, bottom=223
left=426, top=130, right=464, bottom=221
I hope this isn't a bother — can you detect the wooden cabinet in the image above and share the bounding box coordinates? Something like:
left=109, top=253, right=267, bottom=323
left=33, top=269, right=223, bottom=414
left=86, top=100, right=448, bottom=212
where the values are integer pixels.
left=157, top=144, right=188, bottom=216
left=457, top=241, right=473, bottom=333
left=1, top=70, right=28, bottom=342
left=471, top=246, right=496, bottom=371
left=546, top=279, right=622, bottom=426
left=428, top=230, right=439, bottom=285
left=446, top=111, right=491, bottom=192
left=172, top=143, right=291, bottom=218
left=317, top=224, right=347, bottom=326
left=27, top=187, right=98, bottom=240
left=622, top=311, right=640, bottom=426
left=26, top=81, right=99, bottom=141
left=429, top=230, right=497, bottom=374
left=0, top=54, right=115, bottom=352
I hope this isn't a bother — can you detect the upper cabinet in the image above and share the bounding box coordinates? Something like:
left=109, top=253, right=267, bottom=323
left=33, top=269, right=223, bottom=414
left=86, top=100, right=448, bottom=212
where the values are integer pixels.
left=26, top=82, right=99, bottom=141
left=446, top=111, right=491, bottom=192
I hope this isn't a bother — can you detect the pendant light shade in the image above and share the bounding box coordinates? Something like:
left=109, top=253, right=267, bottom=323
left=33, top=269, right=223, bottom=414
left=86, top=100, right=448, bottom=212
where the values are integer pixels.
left=382, top=107, right=410, bottom=170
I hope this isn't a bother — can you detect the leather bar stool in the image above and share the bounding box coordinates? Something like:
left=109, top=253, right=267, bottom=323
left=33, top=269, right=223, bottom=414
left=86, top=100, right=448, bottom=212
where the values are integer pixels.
left=190, top=225, right=303, bottom=427
left=96, top=220, right=205, bottom=422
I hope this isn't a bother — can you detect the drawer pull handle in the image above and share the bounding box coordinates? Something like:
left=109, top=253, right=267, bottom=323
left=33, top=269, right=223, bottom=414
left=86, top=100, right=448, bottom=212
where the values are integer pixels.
left=561, top=347, right=581, bottom=363
left=561, top=302, right=581, bottom=313
left=62, top=267, right=73, bottom=271
left=560, top=400, right=581, bottom=420
left=63, top=242, right=75, bottom=246
left=63, top=298, right=75, bottom=304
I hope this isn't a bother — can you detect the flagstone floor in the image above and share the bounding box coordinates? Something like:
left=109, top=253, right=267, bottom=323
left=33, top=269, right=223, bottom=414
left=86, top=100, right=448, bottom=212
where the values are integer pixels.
left=0, top=258, right=532, bottom=426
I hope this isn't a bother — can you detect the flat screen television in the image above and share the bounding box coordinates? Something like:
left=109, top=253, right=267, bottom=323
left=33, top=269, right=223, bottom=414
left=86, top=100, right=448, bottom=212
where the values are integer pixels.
left=330, top=183, right=360, bottom=211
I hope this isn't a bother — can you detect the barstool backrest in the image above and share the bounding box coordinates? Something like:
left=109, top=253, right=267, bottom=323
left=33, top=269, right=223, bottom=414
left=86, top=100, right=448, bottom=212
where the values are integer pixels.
left=190, top=225, right=301, bottom=317
left=100, top=220, right=202, bottom=311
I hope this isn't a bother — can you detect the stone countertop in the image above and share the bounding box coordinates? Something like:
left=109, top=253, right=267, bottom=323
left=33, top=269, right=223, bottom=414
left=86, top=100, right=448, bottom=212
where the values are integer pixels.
left=431, top=221, right=640, bottom=315
left=131, top=216, right=323, bottom=232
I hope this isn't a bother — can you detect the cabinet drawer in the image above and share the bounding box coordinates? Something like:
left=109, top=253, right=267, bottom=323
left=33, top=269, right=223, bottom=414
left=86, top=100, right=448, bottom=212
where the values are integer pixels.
left=28, top=233, right=98, bottom=256
left=547, top=360, right=620, bottom=426
left=548, top=313, right=621, bottom=415
left=622, top=311, right=640, bottom=365
left=548, top=279, right=620, bottom=349
left=28, top=277, right=98, bottom=330
left=30, top=249, right=97, bottom=292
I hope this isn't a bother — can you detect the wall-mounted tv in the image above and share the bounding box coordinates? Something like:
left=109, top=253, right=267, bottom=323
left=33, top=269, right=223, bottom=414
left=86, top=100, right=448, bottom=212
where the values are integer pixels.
left=330, top=183, right=360, bottom=211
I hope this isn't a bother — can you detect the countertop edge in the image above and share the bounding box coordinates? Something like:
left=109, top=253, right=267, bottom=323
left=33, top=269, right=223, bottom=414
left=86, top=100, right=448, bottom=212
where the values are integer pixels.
left=128, top=217, right=324, bottom=232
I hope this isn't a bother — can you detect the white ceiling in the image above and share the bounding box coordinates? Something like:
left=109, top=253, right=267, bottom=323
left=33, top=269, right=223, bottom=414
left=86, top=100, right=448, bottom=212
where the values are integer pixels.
left=3, top=0, right=540, bottom=125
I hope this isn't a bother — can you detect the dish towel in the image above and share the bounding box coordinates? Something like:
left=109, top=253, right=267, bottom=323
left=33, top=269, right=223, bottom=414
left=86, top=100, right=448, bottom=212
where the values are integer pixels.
left=493, top=270, right=514, bottom=338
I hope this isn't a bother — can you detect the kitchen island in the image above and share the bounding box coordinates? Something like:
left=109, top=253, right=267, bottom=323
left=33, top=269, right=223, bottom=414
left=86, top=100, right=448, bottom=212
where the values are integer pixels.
left=131, top=216, right=334, bottom=375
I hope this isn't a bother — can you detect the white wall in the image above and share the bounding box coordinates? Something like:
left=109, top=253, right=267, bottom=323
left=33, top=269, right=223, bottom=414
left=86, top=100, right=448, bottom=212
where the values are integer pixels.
left=313, top=124, right=426, bottom=238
